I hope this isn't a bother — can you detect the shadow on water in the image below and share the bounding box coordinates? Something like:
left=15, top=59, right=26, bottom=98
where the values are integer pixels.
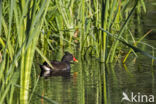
left=30, top=56, right=156, bottom=104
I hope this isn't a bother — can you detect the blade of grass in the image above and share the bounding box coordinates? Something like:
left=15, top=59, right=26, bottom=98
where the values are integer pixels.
left=99, top=28, right=156, bottom=60
left=0, top=71, right=19, bottom=104
left=28, top=76, right=40, bottom=103
left=36, top=47, right=53, bottom=69
left=109, top=0, right=138, bottom=63
left=123, top=29, right=152, bottom=63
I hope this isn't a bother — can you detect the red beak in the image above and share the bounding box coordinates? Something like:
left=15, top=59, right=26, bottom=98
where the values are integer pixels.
left=73, top=56, right=78, bottom=62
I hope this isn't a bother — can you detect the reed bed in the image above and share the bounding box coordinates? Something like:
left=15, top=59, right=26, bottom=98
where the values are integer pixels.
left=0, top=0, right=51, bottom=103
left=0, top=0, right=155, bottom=103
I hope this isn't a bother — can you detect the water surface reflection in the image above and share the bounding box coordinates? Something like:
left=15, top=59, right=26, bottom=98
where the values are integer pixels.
left=31, top=58, right=156, bottom=104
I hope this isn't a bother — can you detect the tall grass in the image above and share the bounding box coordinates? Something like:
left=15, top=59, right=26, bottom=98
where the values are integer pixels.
left=0, top=0, right=50, bottom=103
left=0, top=0, right=155, bottom=103
left=41, top=0, right=154, bottom=63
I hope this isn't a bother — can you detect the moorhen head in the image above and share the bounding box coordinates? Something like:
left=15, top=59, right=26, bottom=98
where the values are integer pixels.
left=40, top=52, right=78, bottom=73
left=61, top=52, right=78, bottom=62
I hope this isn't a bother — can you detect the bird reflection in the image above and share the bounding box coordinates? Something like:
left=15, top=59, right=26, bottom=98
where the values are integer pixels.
left=40, top=70, right=71, bottom=78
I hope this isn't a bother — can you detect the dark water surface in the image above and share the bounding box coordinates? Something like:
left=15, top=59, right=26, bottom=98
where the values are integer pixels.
left=31, top=57, right=156, bottom=104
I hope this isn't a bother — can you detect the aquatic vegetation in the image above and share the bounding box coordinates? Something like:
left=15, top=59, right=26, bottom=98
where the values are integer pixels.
left=0, top=0, right=155, bottom=104
left=0, top=0, right=51, bottom=103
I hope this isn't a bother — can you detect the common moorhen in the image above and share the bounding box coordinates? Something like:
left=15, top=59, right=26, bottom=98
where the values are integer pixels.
left=40, top=52, right=78, bottom=72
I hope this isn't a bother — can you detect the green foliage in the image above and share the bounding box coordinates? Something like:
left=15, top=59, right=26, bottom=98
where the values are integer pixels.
left=0, top=0, right=155, bottom=103
left=0, top=0, right=51, bottom=103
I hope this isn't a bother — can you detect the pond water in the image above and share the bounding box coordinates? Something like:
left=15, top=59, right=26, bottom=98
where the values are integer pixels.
left=30, top=55, right=156, bottom=104
left=30, top=1, right=156, bottom=104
